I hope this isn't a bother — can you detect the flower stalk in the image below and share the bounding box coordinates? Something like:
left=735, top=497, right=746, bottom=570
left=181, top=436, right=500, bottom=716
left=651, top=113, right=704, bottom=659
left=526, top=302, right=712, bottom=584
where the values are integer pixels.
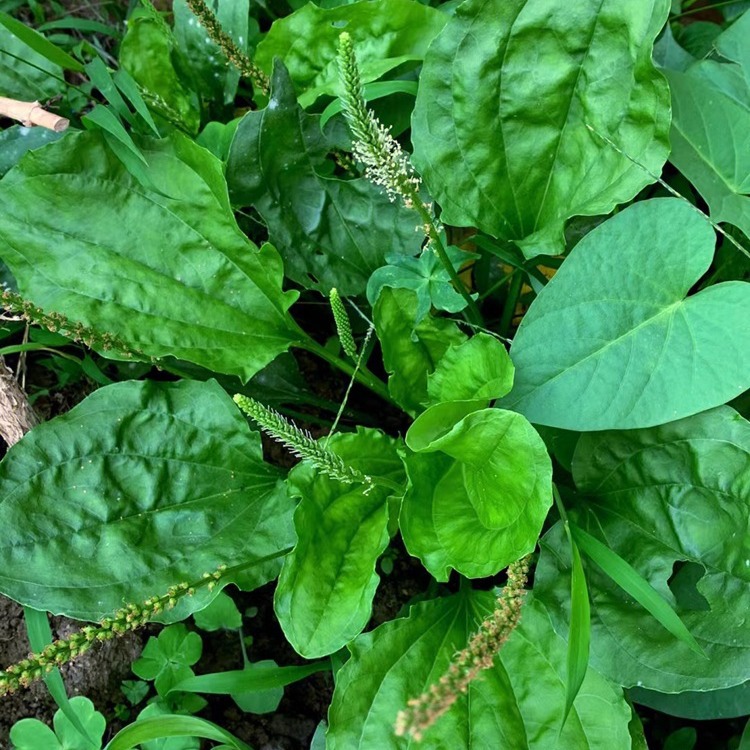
left=0, top=568, right=227, bottom=696
left=329, top=288, right=357, bottom=359
left=336, top=32, right=481, bottom=325
left=184, top=0, right=269, bottom=94
left=233, top=394, right=373, bottom=488
left=394, top=556, right=531, bottom=741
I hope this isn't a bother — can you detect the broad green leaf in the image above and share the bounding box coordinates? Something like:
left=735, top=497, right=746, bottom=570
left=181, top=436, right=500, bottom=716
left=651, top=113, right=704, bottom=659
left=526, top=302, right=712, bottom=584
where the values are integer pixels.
left=501, top=199, right=750, bottom=430
left=374, top=288, right=466, bottom=415
left=173, top=0, right=249, bottom=110
left=401, top=408, right=552, bottom=579
left=255, top=0, right=447, bottom=107
left=630, top=680, right=750, bottom=720
left=411, top=0, right=671, bottom=257
left=226, top=63, right=421, bottom=296
left=119, top=10, right=200, bottom=134
left=132, top=624, right=203, bottom=695
left=366, top=246, right=473, bottom=324
left=328, top=591, right=632, bottom=749
left=104, top=716, right=250, bottom=750
left=426, top=332, right=514, bottom=406
left=572, top=525, right=704, bottom=657
left=0, top=11, right=83, bottom=71
left=10, top=697, right=106, bottom=750
left=0, top=130, right=302, bottom=382
left=275, top=428, right=405, bottom=657
left=0, top=379, right=294, bottom=620
left=0, top=125, right=64, bottom=178
left=666, top=12, right=750, bottom=241
left=0, top=25, right=65, bottom=100
left=534, top=406, right=750, bottom=692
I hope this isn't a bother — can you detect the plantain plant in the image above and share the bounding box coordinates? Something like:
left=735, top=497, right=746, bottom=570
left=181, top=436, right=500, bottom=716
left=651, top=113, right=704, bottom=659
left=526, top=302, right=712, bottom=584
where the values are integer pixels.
left=0, top=0, right=750, bottom=748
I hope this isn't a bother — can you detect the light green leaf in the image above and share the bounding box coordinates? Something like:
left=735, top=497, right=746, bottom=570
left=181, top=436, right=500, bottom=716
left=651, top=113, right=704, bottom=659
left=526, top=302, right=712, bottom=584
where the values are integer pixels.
left=226, top=63, right=421, bottom=296
left=401, top=408, right=552, bottom=579
left=275, top=428, right=405, bottom=657
left=0, top=11, right=84, bottom=71
left=366, top=246, right=472, bottom=324
left=193, top=590, right=242, bottom=632
left=630, top=680, right=750, bottom=720
left=374, top=288, right=466, bottom=415
left=119, top=10, right=200, bottom=134
left=534, top=406, right=750, bottom=692
left=255, top=0, right=447, bottom=107
left=666, top=12, right=750, bottom=241
left=426, top=332, right=514, bottom=406
left=82, top=105, right=148, bottom=165
left=0, top=379, right=294, bottom=620
left=0, top=130, right=302, bottom=382
left=564, top=531, right=590, bottom=725
left=0, top=25, right=65, bottom=100
left=104, top=716, right=249, bottom=750
left=328, top=591, right=632, bottom=749
left=501, top=199, right=750, bottom=430
left=132, top=624, right=203, bottom=695
left=412, top=0, right=671, bottom=257
left=173, top=0, right=249, bottom=109
left=10, top=697, right=106, bottom=750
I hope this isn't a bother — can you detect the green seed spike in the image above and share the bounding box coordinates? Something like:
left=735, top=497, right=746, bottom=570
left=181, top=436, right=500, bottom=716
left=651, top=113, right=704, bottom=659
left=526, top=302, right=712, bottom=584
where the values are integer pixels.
left=329, top=288, right=357, bottom=359
left=233, top=394, right=372, bottom=487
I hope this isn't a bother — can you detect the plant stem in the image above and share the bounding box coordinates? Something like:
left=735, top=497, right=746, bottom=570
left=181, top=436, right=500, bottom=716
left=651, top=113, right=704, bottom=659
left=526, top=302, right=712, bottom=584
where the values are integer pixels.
left=296, top=337, right=394, bottom=406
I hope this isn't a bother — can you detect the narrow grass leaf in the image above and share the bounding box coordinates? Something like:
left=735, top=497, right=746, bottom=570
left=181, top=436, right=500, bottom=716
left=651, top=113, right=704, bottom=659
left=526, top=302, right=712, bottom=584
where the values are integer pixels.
left=113, top=69, right=160, bottom=136
left=104, top=716, right=250, bottom=750
left=0, top=11, right=84, bottom=71
left=168, top=662, right=329, bottom=696
left=563, top=533, right=590, bottom=726
left=82, top=105, right=147, bottom=165
left=571, top=525, right=705, bottom=658
left=85, top=58, right=134, bottom=125
left=38, top=18, right=122, bottom=38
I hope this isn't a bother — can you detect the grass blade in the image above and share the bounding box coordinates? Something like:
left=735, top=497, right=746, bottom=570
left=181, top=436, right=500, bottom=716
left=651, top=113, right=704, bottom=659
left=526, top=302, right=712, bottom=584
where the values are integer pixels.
left=104, top=715, right=251, bottom=750
left=82, top=105, right=147, bottom=166
left=0, top=11, right=84, bottom=71
left=85, top=58, right=134, bottom=126
left=113, top=69, right=161, bottom=137
left=571, top=524, right=706, bottom=658
left=168, top=661, right=329, bottom=696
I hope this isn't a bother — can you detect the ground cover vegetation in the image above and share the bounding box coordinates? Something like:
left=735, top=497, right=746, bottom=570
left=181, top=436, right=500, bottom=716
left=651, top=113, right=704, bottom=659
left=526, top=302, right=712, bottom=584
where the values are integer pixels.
left=0, top=0, right=749, bottom=747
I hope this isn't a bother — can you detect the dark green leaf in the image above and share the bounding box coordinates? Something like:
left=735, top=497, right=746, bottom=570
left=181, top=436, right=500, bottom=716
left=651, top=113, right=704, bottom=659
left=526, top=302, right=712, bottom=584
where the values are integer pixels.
left=226, top=63, right=421, bottom=296
left=0, top=379, right=294, bottom=619
left=412, top=0, right=671, bottom=257
left=535, top=406, right=750, bottom=691
left=0, top=11, right=84, bottom=71
left=501, top=199, right=750, bottom=430
left=0, top=24, right=65, bottom=99
left=0, top=125, right=64, bottom=178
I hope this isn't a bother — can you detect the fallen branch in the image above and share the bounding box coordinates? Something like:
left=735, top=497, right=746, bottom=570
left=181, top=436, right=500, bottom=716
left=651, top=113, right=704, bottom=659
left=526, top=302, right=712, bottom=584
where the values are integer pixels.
left=0, top=96, right=69, bottom=132
left=0, top=355, right=37, bottom=447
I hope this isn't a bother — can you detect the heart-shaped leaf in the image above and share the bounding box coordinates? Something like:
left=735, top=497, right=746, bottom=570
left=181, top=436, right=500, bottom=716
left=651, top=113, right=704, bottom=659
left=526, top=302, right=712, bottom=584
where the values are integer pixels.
left=401, top=408, right=552, bottom=579
left=411, top=0, right=671, bottom=257
left=534, top=406, right=750, bottom=692
left=501, top=198, right=750, bottom=430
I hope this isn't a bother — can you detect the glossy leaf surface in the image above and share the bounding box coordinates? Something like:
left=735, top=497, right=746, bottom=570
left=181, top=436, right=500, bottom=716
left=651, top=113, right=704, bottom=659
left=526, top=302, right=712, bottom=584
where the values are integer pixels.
left=374, top=289, right=466, bottom=415
left=255, top=0, right=447, bottom=107
left=501, top=199, right=750, bottom=430
left=412, top=0, right=671, bottom=257
left=0, top=380, right=294, bottom=620
left=535, top=407, right=750, bottom=691
left=0, top=131, right=301, bottom=382
left=227, top=64, right=420, bottom=296
left=275, top=429, right=404, bottom=658
left=401, top=408, right=552, bottom=579
left=328, top=592, right=631, bottom=749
